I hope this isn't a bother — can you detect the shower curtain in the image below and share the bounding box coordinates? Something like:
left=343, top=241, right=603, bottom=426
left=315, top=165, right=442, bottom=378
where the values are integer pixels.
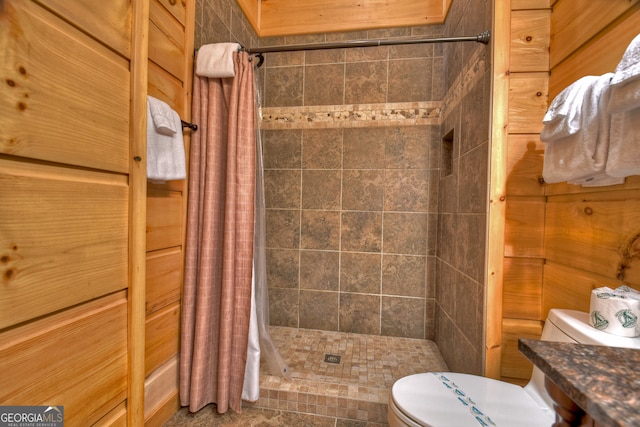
left=180, top=51, right=256, bottom=414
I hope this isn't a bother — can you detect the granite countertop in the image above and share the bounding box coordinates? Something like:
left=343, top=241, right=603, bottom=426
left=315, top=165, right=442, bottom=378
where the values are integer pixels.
left=519, top=339, right=640, bottom=427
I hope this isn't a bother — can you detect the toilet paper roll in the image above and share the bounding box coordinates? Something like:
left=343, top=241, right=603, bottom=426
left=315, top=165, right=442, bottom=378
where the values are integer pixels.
left=590, top=286, right=640, bottom=337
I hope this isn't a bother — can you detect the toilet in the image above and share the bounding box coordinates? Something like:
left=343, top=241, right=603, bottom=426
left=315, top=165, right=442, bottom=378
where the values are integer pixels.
left=388, top=309, right=640, bottom=427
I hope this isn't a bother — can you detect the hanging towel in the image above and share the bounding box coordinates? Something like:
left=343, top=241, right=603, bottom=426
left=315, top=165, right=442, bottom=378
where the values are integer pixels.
left=146, top=97, right=186, bottom=182
left=606, top=106, right=640, bottom=178
left=542, top=73, right=614, bottom=184
left=147, top=95, right=178, bottom=135
left=540, top=75, right=600, bottom=142
left=608, top=33, right=640, bottom=113
left=195, top=43, right=240, bottom=78
left=604, top=34, right=640, bottom=179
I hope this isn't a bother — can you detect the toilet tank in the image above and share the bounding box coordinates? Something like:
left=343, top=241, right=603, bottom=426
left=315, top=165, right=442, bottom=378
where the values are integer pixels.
left=524, top=309, right=640, bottom=411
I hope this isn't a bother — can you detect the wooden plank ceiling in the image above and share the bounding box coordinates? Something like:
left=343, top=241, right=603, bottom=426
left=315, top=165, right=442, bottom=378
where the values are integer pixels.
left=236, top=0, right=452, bottom=37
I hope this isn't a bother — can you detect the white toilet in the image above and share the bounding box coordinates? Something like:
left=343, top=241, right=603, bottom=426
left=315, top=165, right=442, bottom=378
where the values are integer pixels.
left=388, top=309, right=640, bottom=427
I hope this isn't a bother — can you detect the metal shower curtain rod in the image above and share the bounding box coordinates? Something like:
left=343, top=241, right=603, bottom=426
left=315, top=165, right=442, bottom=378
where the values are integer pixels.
left=245, top=31, right=490, bottom=67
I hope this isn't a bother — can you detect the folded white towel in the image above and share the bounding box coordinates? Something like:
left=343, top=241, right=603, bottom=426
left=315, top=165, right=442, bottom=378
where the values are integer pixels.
left=610, top=33, right=640, bottom=86
left=606, top=106, right=640, bottom=178
left=542, top=73, right=614, bottom=183
left=148, top=96, right=178, bottom=135
left=147, top=105, right=186, bottom=181
left=608, top=34, right=640, bottom=113
left=195, top=43, right=240, bottom=78
left=540, top=75, right=600, bottom=142
left=608, top=78, right=640, bottom=113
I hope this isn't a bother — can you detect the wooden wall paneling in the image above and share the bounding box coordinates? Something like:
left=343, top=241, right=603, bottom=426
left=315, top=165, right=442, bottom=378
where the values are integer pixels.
left=485, top=0, right=512, bottom=379
left=157, top=0, right=187, bottom=25
left=259, top=0, right=445, bottom=37
left=501, top=318, right=542, bottom=379
left=0, top=159, right=128, bottom=329
left=511, top=0, right=551, bottom=9
left=549, top=0, right=640, bottom=69
left=93, top=402, right=127, bottom=427
left=145, top=302, right=181, bottom=376
left=236, top=0, right=260, bottom=34
left=510, top=9, right=550, bottom=72
left=549, top=4, right=640, bottom=99
left=545, top=176, right=640, bottom=197
left=149, top=0, right=186, bottom=81
left=146, top=247, right=183, bottom=315
left=0, top=292, right=128, bottom=425
left=149, top=60, right=186, bottom=118
left=129, top=0, right=151, bottom=424
left=503, top=258, right=543, bottom=320
left=544, top=194, right=640, bottom=285
left=508, top=72, right=549, bottom=134
left=541, top=261, right=626, bottom=319
left=0, top=0, right=130, bottom=173
left=147, top=189, right=184, bottom=251
left=144, top=357, right=179, bottom=426
left=34, top=0, right=132, bottom=57
left=504, top=197, right=545, bottom=258
left=506, top=134, right=545, bottom=196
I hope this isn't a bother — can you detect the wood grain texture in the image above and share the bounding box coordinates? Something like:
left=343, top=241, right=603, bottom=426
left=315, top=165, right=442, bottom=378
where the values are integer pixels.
left=508, top=72, right=549, bottom=134
left=0, top=293, right=128, bottom=425
left=545, top=194, right=640, bottom=285
left=36, top=0, right=132, bottom=57
left=549, top=4, right=640, bottom=99
left=259, top=0, right=445, bottom=37
left=504, top=197, right=545, bottom=258
left=550, top=0, right=640, bottom=69
left=510, top=9, right=550, bottom=72
left=0, top=159, right=128, bottom=329
left=0, top=0, right=130, bottom=173
left=147, top=189, right=184, bottom=251
left=145, top=302, right=180, bottom=377
left=149, top=0, right=186, bottom=81
left=503, top=257, right=543, bottom=320
left=146, top=247, right=183, bottom=315
left=506, top=134, right=545, bottom=196
left=501, top=318, right=542, bottom=379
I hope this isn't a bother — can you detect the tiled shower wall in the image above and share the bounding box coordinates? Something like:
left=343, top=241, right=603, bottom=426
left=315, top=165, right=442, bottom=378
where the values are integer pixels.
left=194, top=0, right=492, bottom=369
left=435, top=0, right=492, bottom=374
left=259, top=27, right=445, bottom=340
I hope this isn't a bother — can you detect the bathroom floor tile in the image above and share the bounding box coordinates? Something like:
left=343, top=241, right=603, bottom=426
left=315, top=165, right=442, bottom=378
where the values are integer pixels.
left=165, top=327, right=447, bottom=426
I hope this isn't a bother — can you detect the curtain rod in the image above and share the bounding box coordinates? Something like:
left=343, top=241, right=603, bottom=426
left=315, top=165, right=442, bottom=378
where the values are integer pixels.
left=246, top=31, right=490, bottom=54
left=244, top=31, right=489, bottom=67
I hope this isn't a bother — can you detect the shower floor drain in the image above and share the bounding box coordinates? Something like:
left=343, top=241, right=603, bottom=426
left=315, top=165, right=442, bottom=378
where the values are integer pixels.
left=324, top=354, right=341, bottom=364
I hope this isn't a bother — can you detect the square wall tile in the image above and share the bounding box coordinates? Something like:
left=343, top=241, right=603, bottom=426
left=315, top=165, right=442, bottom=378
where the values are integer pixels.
left=300, top=290, right=339, bottom=330
left=340, top=252, right=381, bottom=294
left=341, top=212, right=382, bottom=253
left=339, top=293, right=380, bottom=334
left=381, top=296, right=425, bottom=339
left=300, top=250, right=340, bottom=291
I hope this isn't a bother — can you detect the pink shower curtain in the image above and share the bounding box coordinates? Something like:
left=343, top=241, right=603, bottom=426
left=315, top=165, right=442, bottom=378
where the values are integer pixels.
left=180, top=51, right=255, bottom=414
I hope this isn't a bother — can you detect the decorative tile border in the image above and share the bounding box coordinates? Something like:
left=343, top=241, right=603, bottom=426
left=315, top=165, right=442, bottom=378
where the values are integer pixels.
left=259, top=101, right=441, bottom=130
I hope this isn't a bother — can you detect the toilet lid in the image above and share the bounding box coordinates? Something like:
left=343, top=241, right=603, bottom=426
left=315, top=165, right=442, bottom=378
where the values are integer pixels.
left=391, top=373, right=555, bottom=427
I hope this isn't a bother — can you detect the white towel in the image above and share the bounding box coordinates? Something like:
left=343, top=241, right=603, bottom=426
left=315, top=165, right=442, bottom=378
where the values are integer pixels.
left=608, top=34, right=640, bottom=113
left=146, top=102, right=186, bottom=182
left=540, top=75, right=600, bottom=142
left=606, top=106, right=640, bottom=178
left=610, top=33, right=640, bottom=87
left=542, top=73, right=614, bottom=184
left=147, top=95, right=178, bottom=135
left=195, top=43, right=240, bottom=78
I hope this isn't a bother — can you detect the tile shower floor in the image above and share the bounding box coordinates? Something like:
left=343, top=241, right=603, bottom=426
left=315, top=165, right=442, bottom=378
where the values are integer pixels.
left=166, top=327, right=448, bottom=426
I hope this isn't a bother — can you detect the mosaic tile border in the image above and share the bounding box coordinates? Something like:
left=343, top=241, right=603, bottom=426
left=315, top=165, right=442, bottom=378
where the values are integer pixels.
left=260, top=101, right=441, bottom=130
